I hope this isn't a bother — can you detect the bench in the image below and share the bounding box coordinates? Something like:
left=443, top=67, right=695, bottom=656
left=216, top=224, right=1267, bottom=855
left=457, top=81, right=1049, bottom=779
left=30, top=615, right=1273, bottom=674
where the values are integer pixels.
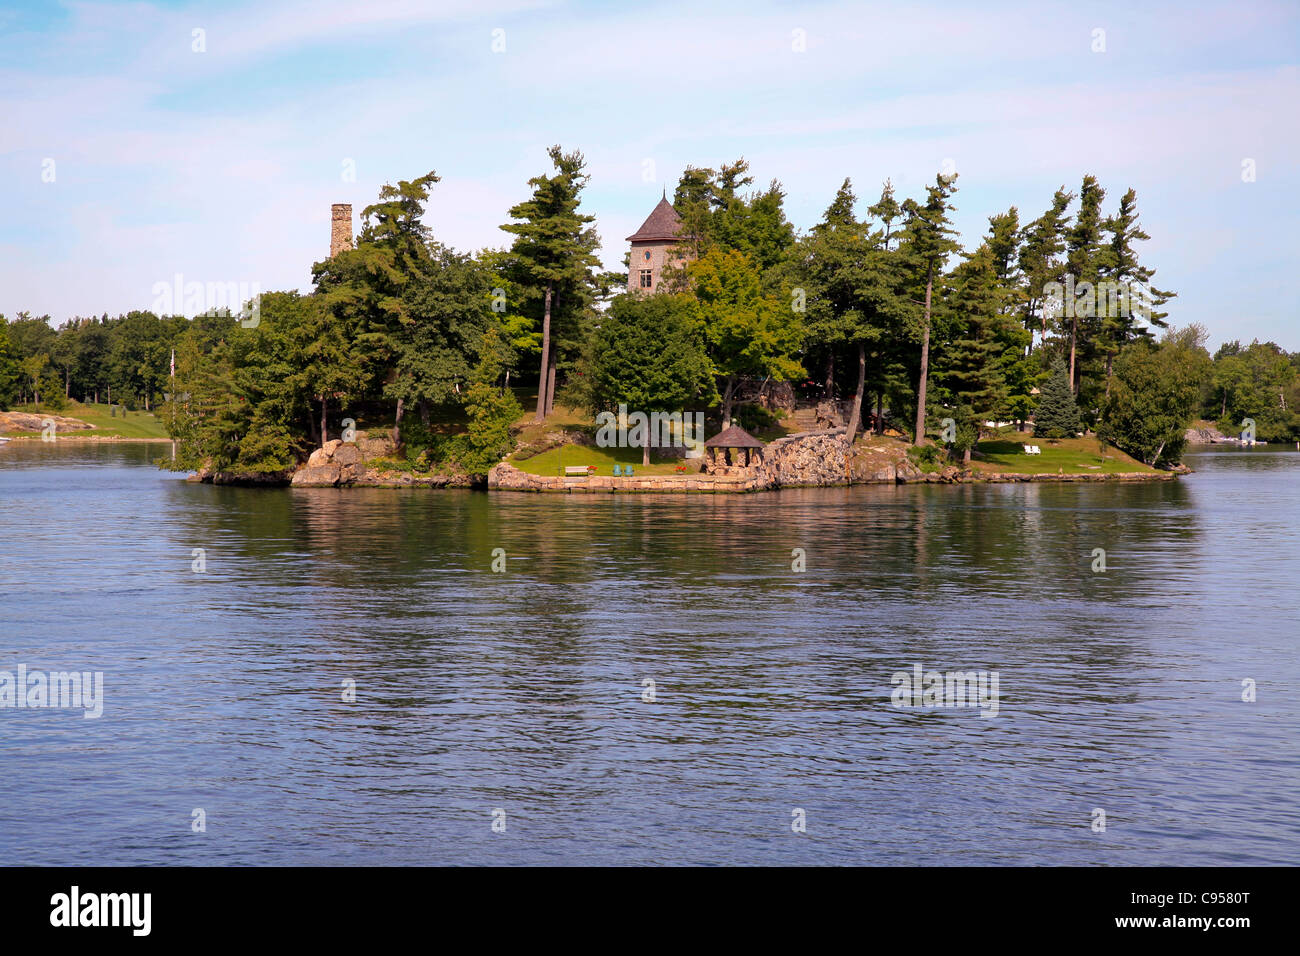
left=1023, top=444, right=1041, bottom=455
left=563, top=465, right=593, bottom=477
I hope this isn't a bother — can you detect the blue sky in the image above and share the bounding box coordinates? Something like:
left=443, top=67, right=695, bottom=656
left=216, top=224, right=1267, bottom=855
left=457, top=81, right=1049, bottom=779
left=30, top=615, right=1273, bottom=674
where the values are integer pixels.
left=1, top=0, right=1297, bottom=349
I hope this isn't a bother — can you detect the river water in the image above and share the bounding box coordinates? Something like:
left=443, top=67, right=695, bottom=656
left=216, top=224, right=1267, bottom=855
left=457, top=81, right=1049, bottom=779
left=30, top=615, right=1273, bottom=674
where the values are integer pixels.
left=1, top=441, right=1296, bottom=865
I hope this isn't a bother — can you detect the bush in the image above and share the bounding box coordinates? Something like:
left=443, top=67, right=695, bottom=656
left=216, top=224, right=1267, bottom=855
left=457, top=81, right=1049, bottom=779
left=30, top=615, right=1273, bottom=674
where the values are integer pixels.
left=734, top=403, right=778, bottom=433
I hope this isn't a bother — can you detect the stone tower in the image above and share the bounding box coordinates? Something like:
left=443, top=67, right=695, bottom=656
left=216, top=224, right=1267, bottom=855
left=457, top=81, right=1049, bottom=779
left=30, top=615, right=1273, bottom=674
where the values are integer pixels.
left=330, top=203, right=353, bottom=258
left=626, top=194, right=687, bottom=294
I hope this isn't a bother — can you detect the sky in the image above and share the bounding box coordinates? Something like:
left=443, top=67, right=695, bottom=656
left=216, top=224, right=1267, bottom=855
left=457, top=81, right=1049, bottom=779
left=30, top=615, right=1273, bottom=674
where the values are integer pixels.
left=1, top=0, right=1297, bottom=350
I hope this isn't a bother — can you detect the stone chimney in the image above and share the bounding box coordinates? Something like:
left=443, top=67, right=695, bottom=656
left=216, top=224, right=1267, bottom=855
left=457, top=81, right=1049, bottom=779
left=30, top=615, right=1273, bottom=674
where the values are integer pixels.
left=330, top=203, right=353, bottom=258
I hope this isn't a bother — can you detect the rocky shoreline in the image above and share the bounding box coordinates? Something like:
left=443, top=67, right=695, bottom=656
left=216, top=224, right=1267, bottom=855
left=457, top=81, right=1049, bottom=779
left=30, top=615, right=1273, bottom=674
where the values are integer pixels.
left=487, top=432, right=1178, bottom=493
left=178, top=429, right=1180, bottom=492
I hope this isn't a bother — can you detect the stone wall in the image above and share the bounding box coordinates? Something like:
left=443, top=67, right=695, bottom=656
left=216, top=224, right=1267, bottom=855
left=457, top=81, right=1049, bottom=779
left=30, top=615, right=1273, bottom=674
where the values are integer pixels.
left=488, top=462, right=767, bottom=493
left=627, top=240, right=679, bottom=294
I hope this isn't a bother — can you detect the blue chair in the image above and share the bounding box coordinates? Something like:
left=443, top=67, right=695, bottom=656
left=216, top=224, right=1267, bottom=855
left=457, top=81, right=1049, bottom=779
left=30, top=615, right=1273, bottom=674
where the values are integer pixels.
left=613, top=464, right=623, bottom=476
left=625, top=466, right=634, bottom=477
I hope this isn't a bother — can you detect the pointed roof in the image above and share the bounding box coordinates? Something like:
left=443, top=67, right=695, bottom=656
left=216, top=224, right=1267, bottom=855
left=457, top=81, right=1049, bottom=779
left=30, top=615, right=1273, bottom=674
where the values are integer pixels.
left=626, top=196, right=685, bottom=242
left=704, top=425, right=766, bottom=449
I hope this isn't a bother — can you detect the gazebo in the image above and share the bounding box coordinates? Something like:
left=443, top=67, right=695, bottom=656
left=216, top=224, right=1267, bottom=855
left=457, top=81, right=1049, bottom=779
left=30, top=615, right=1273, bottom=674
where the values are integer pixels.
left=704, top=425, right=766, bottom=473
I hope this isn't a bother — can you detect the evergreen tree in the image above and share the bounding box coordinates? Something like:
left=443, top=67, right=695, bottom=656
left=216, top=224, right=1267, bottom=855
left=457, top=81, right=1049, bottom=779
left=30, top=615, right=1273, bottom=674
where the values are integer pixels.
left=0, top=319, right=20, bottom=409
left=1018, top=188, right=1072, bottom=352
left=1097, top=188, right=1176, bottom=393
left=1033, top=356, right=1082, bottom=438
left=898, top=173, right=961, bottom=444
left=1063, top=174, right=1106, bottom=392
left=314, top=171, right=439, bottom=446
left=500, top=146, right=601, bottom=422
left=939, top=243, right=1013, bottom=461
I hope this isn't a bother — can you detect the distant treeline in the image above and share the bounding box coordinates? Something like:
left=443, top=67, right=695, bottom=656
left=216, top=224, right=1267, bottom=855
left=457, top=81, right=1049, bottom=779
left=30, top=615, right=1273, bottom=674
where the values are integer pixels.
left=3, top=149, right=1298, bottom=475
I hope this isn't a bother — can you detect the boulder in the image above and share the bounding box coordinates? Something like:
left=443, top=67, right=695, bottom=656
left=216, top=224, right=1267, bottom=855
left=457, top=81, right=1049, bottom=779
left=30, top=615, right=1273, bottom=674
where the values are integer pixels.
left=291, top=463, right=342, bottom=487
left=333, top=443, right=362, bottom=466
left=358, top=435, right=397, bottom=461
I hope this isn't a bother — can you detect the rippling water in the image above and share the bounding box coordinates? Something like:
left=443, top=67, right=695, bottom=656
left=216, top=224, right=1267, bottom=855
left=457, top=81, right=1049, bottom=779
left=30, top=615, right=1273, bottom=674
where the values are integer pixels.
left=1, top=442, right=1297, bottom=865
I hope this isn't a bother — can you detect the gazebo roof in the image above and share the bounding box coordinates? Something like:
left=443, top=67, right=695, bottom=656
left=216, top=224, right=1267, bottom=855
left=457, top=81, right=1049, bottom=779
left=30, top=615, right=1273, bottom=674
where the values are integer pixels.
left=704, top=425, right=765, bottom=449
left=626, top=196, right=685, bottom=242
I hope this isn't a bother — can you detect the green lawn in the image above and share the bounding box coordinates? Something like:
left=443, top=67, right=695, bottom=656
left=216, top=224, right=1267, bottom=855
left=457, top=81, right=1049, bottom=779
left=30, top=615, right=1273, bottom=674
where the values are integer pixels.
left=509, top=442, right=700, bottom=477
left=5, top=401, right=171, bottom=439
left=974, top=436, right=1157, bottom=474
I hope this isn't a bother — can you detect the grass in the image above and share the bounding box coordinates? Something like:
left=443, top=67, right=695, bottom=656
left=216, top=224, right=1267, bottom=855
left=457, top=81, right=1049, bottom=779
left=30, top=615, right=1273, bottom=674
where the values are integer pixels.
left=972, top=433, right=1157, bottom=474
left=509, top=441, right=701, bottom=477
left=3, top=401, right=170, bottom=439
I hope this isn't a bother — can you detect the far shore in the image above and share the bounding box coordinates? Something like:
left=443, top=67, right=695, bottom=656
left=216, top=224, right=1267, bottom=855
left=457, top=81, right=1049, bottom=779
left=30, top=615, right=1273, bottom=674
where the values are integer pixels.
left=0, top=435, right=173, bottom=443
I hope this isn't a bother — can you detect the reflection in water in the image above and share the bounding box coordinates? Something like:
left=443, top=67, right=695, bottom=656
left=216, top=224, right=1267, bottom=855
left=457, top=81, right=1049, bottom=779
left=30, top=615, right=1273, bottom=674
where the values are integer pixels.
left=0, top=442, right=1297, bottom=864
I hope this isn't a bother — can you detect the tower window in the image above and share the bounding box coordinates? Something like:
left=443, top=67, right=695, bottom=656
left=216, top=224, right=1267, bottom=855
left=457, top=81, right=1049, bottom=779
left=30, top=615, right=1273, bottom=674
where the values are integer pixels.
left=644, top=251, right=651, bottom=260
left=639, top=269, right=653, bottom=288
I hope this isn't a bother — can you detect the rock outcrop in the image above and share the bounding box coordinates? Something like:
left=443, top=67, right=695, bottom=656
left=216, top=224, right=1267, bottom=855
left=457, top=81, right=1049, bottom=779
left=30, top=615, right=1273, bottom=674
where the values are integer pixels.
left=294, top=439, right=355, bottom=486
left=1185, top=425, right=1234, bottom=444
left=0, top=411, right=93, bottom=433
left=762, top=431, right=850, bottom=486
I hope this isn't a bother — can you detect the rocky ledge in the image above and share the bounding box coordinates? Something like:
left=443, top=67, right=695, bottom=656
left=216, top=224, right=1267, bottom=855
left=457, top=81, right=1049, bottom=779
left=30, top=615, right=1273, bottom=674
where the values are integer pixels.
left=289, top=436, right=476, bottom=488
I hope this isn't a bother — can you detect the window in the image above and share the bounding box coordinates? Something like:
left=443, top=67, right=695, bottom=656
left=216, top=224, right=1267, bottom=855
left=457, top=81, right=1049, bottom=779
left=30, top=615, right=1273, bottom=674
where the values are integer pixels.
left=644, top=250, right=651, bottom=260
left=639, top=269, right=653, bottom=288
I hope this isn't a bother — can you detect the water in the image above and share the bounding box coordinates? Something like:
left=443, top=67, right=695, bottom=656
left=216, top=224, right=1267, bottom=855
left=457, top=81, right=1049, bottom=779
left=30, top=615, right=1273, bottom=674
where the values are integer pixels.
left=1, top=441, right=1297, bottom=865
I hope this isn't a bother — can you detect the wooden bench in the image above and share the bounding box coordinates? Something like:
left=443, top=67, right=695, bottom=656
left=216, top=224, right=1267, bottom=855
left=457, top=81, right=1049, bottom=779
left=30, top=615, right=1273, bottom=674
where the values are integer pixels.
left=563, top=465, right=592, bottom=477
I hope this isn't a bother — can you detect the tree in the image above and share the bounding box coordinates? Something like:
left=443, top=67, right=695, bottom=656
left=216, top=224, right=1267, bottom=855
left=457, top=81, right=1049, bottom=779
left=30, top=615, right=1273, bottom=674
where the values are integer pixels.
left=795, top=178, right=901, bottom=442
left=587, top=293, right=716, bottom=465
left=898, top=173, right=960, bottom=444
left=500, top=146, right=601, bottom=422
left=1100, top=329, right=1211, bottom=466
left=1034, top=356, right=1082, bottom=438
left=314, top=171, right=440, bottom=446
left=1209, top=340, right=1298, bottom=441
left=0, top=319, right=20, bottom=409
left=1018, top=188, right=1072, bottom=353
left=1097, top=187, right=1175, bottom=393
left=1063, top=174, right=1106, bottom=392
left=938, top=242, right=1023, bottom=462
left=685, top=247, right=803, bottom=429
left=460, top=328, right=523, bottom=474
left=107, top=311, right=170, bottom=410
left=387, top=245, right=498, bottom=438
left=665, top=158, right=796, bottom=289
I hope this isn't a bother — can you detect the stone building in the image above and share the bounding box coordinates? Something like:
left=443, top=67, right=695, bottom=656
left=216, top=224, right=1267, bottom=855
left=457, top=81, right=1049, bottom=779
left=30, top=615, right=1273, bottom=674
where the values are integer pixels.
left=330, top=203, right=353, bottom=258
left=626, top=193, right=689, bottom=294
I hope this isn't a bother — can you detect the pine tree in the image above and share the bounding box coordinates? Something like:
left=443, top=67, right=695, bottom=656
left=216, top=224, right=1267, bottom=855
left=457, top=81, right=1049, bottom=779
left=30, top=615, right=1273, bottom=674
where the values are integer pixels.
left=939, top=244, right=1010, bottom=461
left=1063, top=175, right=1106, bottom=392
left=1033, top=356, right=1082, bottom=438
left=1018, top=188, right=1072, bottom=352
left=898, top=173, right=961, bottom=444
left=1097, top=188, right=1176, bottom=394
left=500, top=146, right=601, bottom=422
